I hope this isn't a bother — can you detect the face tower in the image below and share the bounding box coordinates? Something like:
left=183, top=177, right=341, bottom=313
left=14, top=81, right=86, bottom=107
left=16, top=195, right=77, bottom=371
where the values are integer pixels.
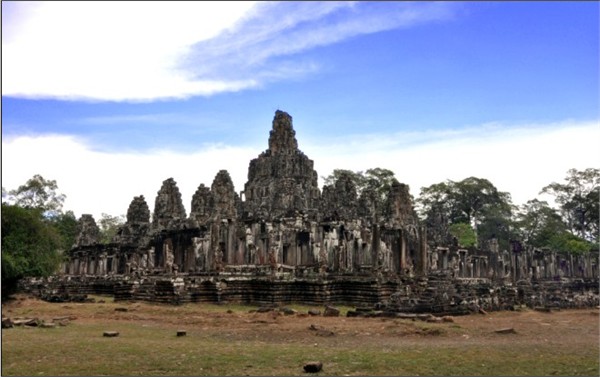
left=242, top=110, right=321, bottom=220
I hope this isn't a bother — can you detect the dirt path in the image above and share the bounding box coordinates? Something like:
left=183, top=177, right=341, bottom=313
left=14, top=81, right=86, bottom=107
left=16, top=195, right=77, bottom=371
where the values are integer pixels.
left=4, top=295, right=598, bottom=349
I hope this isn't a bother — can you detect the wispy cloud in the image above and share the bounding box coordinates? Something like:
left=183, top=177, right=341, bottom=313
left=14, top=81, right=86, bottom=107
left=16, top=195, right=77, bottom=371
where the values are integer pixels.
left=2, top=120, right=597, bottom=220
left=181, top=2, right=455, bottom=84
left=2, top=1, right=455, bottom=102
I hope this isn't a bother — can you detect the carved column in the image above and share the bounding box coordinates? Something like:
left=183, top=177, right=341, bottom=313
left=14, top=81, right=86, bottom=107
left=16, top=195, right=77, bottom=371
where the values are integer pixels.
left=416, top=225, right=428, bottom=275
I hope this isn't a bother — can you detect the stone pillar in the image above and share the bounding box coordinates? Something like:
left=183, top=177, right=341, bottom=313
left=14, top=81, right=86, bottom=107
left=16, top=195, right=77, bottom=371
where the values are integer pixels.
left=512, top=252, right=518, bottom=282
left=497, top=260, right=504, bottom=280
left=416, top=225, right=427, bottom=275
left=458, top=249, right=467, bottom=277
left=372, top=224, right=380, bottom=270
left=400, top=229, right=407, bottom=273
left=98, top=254, right=106, bottom=275
left=442, top=249, right=448, bottom=270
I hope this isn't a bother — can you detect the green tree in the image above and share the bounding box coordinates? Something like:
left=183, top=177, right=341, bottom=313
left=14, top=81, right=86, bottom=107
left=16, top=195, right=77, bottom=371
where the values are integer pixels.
left=323, top=169, right=366, bottom=189
left=322, top=168, right=400, bottom=215
left=541, top=168, right=599, bottom=242
left=6, top=174, right=66, bottom=217
left=515, top=199, right=568, bottom=248
left=448, top=222, right=477, bottom=248
left=50, top=210, right=79, bottom=251
left=98, top=213, right=125, bottom=244
left=417, top=177, right=513, bottom=249
left=363, top=168, right=397, bottom=198
left=1, top=203, right=63, bottom=296
left=548, top=232, right=594, bottom=254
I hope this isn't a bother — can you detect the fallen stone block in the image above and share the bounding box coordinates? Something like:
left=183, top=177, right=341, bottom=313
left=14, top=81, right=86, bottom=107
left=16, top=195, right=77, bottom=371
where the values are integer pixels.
left=40, top=322, right=57, bottom=328
left=426, top=316, right=442, bottom=323
left=495, top=328, right=517, bottom=334
left=308, top=309, right=321, bottom=316
left=280, top=307, right=297, bottom=315
left=2, top=317, right=13, bottom=329
left=441, top=316, right=455, bottom=323
left=176, top=330, right=187, bottom=337
left=323, top=305, right=340, bottom=317
left=103, top=331, right=119, bottom=337
left=114, top=307, right=128, bottom=312
left=16, top=318, right=41, bottom=327
left=303, top=361, right=323, bottom=373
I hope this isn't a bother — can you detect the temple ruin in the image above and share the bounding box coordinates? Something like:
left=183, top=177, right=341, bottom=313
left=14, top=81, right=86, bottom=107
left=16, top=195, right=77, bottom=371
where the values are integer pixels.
left=24, top=111, right=599, bottom=313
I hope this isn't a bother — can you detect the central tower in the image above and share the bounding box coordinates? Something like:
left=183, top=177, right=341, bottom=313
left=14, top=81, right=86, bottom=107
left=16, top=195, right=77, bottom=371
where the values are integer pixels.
left=242, top=110, right=321, bottom=220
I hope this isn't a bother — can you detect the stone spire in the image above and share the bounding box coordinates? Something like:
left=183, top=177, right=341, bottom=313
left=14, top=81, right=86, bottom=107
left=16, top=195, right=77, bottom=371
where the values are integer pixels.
left=384, top=181, right=418, bottom=228
left=153, top=178, right=186, bottom=229
left=126, top=195, right=150, bottom=224
left=113, top=195, right=151, bottom=246
left=243, top=111, right=321, bottom=220
left=210, top=170, right=239, bottom=221
left=73, top=214, right=100, bottom=248
left=267, top=110, right=299, bottom=156
left=190, top=184, right=212, bottom=226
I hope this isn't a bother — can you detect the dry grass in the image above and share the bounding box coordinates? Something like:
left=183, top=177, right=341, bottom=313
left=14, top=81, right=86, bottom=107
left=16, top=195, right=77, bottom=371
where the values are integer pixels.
left=2, top=294, right=599, bottom=376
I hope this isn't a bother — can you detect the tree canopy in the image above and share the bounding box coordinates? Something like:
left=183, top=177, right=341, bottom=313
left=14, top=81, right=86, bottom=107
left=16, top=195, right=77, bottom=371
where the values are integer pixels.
left=5, top=174, right=66, bottom=217
left=98, top=213, right=126, bottom=244
left=541, top=168, right=599, bottom=243
left=1, top=175, right=75, bottom=297
left=417, top=177, right=514, bottom=249
left=322, top=168, right=400, bottom=215
left=1, top=203, right=64, bottom=296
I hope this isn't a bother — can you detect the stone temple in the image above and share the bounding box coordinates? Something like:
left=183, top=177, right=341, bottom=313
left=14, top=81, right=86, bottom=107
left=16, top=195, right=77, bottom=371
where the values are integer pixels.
left=26, top=111, right=599, bottom=313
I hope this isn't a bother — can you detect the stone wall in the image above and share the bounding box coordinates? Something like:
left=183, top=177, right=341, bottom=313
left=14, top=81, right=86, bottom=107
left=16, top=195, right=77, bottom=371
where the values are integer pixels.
left=21, top=274, right=599, bottom=312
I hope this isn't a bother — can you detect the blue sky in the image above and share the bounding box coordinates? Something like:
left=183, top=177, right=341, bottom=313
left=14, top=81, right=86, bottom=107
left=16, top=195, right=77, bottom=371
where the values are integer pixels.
left=2, top=1, right=599, bottom=220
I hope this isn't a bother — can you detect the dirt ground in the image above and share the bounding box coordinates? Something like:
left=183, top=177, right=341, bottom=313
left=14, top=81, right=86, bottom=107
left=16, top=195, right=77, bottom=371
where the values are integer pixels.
left=3, top=294, right=599, bottom=349
left=2, top=295, right=599, bottom=376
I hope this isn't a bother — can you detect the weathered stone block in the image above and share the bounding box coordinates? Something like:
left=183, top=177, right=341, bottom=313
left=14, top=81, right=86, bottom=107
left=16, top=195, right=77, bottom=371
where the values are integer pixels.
left=323, top=305, right=340, bottom=317
left=303, top=361, right=323, bottom=373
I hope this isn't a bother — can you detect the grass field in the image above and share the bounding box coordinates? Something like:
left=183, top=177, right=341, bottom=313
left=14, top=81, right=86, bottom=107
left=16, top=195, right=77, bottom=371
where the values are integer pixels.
left=2, top=294, right=599, bottom=376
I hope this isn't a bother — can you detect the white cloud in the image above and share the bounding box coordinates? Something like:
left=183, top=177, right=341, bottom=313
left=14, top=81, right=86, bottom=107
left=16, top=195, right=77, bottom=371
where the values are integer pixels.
left=1, top=134, right=258, bottom=220
left=3, top=120, right=597, bottom=221
left=2, top=1, right=258, bottom=101
left=305, top=120, right=600, bottom=205
left=2, top=1, right=454, bottom=101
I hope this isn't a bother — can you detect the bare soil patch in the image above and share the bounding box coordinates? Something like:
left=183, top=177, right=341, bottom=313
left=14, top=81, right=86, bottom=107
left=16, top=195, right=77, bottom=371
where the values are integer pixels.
left=2, top=294, right=599, bottom=376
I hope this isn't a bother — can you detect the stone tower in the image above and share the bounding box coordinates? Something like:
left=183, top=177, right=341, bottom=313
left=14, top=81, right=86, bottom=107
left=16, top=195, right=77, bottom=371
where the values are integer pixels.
left=113, top=195, right=151, bottom=247
left=189, top=184, right=212, bottom=226
left=243, top=110, right=320, bottom=220
left=153, top=178, right=186, bottom=229
left=210, top=170, right=239, bottom=221
left=73, top=214, right=100, bottom=248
